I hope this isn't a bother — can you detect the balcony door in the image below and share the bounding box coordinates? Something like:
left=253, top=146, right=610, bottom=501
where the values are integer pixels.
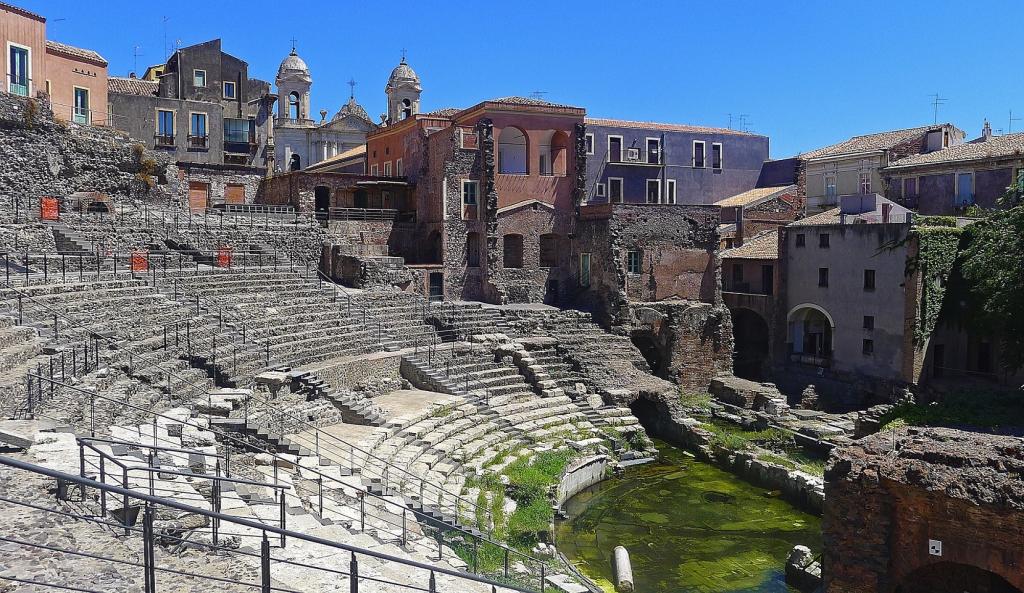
left=8, top=45, right=29, bottom=96
left=73, top=88, right=90, bottom=124
left=646, top=138, right=660, bottom=164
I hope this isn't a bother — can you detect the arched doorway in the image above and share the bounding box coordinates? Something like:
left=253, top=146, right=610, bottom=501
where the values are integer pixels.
left=630, top=331, right=666, bottom=377
left=787, top=304, right=834, bottom=365
left=732, top=308, right=770, bottom=381
left=498, top=127, right=528, bottom=174
left=314, top=186, right=330, bottom=215
left=895, top=562, right=1022, bottom=593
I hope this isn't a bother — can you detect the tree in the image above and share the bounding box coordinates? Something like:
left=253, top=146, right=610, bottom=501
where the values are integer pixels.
left=957, top=202, right=1024, bottom=371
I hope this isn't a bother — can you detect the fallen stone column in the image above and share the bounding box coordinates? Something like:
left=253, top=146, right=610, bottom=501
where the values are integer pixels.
left=613, top=545, right=634, bottom=592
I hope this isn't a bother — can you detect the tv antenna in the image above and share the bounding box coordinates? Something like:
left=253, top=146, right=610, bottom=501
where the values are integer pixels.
left=529, top=91, right=548, bottom=100
left=929, top=93, right=946, bottom=124
left=132, top=45, right=143, bottom=75
left=1010, top=109, right=1021, bottom=133
left=162, top=16, right=170, bottom=60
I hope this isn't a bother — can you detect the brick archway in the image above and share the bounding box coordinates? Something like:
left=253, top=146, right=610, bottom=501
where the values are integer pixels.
left=894, top=561, right=1022, bottom=593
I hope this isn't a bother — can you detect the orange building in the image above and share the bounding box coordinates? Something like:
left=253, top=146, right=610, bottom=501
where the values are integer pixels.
left=2, top=1, right=108, bottom=125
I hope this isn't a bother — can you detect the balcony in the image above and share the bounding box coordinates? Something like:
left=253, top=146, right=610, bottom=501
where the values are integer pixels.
left=7, top=75, right=30, bottom=97
left=187, top=135, right=209, bottom=150
left=154, top=133, right=175, bottom=147
left=605, top=148, right=662, bottom=166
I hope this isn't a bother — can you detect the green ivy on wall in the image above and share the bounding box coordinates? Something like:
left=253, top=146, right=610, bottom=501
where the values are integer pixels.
left=907, top=224, right=963, bottom=344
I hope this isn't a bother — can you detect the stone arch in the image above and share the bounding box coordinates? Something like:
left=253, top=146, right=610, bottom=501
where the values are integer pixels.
left=787, top=303, right=834, bottom=361
left=732, top=307, right=770, bottom=381
left=288, top=92, right=301, bottom=120
left=893, top=561, right=1023, bottom=593
left=550, top=130, right=570, bottom=176
left=498, top=126, right=528, bottom=174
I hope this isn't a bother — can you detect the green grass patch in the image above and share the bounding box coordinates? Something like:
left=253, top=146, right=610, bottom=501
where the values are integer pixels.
left=879, top=390, right=1024, bottom=431
left=680, top=391, right=713, bottom=412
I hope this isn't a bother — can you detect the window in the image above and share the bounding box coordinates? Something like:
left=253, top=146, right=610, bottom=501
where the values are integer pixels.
left=503, top=234, right=524, bottom=268
left=646, top=138, right=661, bottom=164
left=608, top=136, right=622, bottom=163
left=462, top=180, right=478, bottom=205
left=189, top=113, right=207, bottom=148
left=818, top=268, right=829, bottom=287
left=795, top=233, right=806, bottom=247
left=585, top=133, right=594, bottom=155
left=579, top=253, right=591, bottom=287
left=223, top=81, right=236, bottom=99
left=466, top=232, right=480, bottom=267
left=627, top=250, right=641, bottom=274
left=396, top=158, right=403, bottom=177
left=859, top=171, right=871, bottom=194
left=864, top=269, right=876, bottom=291
left=665, top=179, right=676, bottom=204
left=370, top=164, right=378, bottom=176
left=761, top=264, right=774, bottom=295
left=224, top=118, right=252, bottom=144
left=288, top=92, right=300, bottom=120
left=608, top=178, right=623, bottom=203
left=693, top=141, right=706, bottom=168
left=732, top=263, right=743, bottom=284
left=646, top=179, right=661, bottom=203
left=819, top=233, right=830, bottom=248
left=903, top=177, right=918, bottom=199
left=862, top=339, right=874, bottom=356
left=863, top=315, right=875, bottom=330
left=8, top=44, right=30, bottom=96
left=498, top=127, right=528, bottom=174
left=824, top=174, right=837, bottom=200
left=383, top=161, right=392, bottom=176
left=70, top=87, right=89, bottom=124
left=540, top=234, right=560, bottom=268
left=539, top=152, right=551, bottom=176
left=956, top=172, right=974, bottom=207
left=595, top=183, right=606, bottom=198
left=193, top=69, right=206, bottom=87
left=712, top=143, right=723, bottom=169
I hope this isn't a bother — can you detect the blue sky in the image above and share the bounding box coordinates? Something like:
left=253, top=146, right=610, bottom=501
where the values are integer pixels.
left=21, top=0, right=1024, bottom=157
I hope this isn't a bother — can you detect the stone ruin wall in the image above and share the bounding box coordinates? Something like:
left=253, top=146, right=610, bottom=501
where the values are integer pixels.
left=824, top=427, right=1024, bottom=593
left=0, top=92, right=173, bottom=201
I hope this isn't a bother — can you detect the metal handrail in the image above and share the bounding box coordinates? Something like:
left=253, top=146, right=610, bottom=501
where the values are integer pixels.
left=2, top=266, right=512, bottom=552
left=0, top=455, right=543, bottom=593
left=25, top=369, right=541, bottom=576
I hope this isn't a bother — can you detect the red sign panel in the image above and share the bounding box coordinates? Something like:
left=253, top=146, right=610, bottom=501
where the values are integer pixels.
left=40, top=197, right=60, bottom=221
left=217, top=247, right=232, bottom=268
left=131, top=250, right=149, bottom=272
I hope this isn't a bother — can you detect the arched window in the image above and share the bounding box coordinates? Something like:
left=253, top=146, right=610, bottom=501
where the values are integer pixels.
left=503, top=234, right=524, bottom=268
left=550, top=131, right=570, bottom=176
left=289, top=92, right=301, bottom=120
left=498, top=127, right=528, bottom=174
left=401, top=98, right=412, bottom=120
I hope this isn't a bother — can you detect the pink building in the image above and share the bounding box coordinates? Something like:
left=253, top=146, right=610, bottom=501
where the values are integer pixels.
left=2, top=1, right=108, bottom=125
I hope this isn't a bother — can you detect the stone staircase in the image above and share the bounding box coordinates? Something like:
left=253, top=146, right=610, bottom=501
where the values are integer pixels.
left=288, top=370, right=386, bottom=426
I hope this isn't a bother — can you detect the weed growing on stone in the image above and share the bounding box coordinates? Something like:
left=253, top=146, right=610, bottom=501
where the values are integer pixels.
left=679, top=391, right=713, bottom=413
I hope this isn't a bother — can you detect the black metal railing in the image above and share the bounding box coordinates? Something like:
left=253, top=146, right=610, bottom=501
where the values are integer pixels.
left=187, top=134, right=209, bottom=149
left=0, top=455, right=543, bottom=593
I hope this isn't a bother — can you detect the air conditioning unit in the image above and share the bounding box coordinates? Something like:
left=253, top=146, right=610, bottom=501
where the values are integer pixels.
left=626, top=148, right=640, bottom=161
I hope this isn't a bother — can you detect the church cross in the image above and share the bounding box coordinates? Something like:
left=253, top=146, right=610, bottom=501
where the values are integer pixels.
left=400, top=48, right=407, bottom=62
left=290, top=37, right=298, bottom=52
left=348, top=78, right=357, bottom=99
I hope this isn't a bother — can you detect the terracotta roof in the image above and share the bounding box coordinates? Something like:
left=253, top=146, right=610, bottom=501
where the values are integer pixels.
left=788, top=208, right=842, bottom=226
left=585, top=117, right=759, bottom=137
left=801, top=125, right=943, bottom=160
left=423, top=107, right=460, bottom=118
left=305, top=145, right=366, bottom=171
left=0, top=1, right=44, bottom=21
left=721, top=230, right=778, bottom=260
left=887, top=132, right=1024, bottom=168
left=716, top=184, right=797, bottom=208
left=46, top=40, right=106, bottom=65
left=108, top=76, right=159, bottom=96
left=491, top=96, right=576, bottom=108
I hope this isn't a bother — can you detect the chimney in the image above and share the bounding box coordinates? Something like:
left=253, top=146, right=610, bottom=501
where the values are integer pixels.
left=129, top=72, right=137, bottom=79
left=982, top=119, right=993, bottom=141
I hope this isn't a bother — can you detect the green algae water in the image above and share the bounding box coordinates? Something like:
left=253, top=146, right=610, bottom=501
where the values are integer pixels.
left=555, top=439, right=821, bottom=593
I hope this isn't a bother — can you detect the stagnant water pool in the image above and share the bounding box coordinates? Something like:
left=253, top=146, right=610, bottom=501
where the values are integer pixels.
left=555, top=439, right=822, bottom=593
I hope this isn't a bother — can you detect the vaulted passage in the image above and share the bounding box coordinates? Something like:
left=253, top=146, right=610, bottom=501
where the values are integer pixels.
left=630, top=333, right=666, bottom=377
left=896, top=562, right=1022, bottom=593
left=732, top=308, right=769, bottom=381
